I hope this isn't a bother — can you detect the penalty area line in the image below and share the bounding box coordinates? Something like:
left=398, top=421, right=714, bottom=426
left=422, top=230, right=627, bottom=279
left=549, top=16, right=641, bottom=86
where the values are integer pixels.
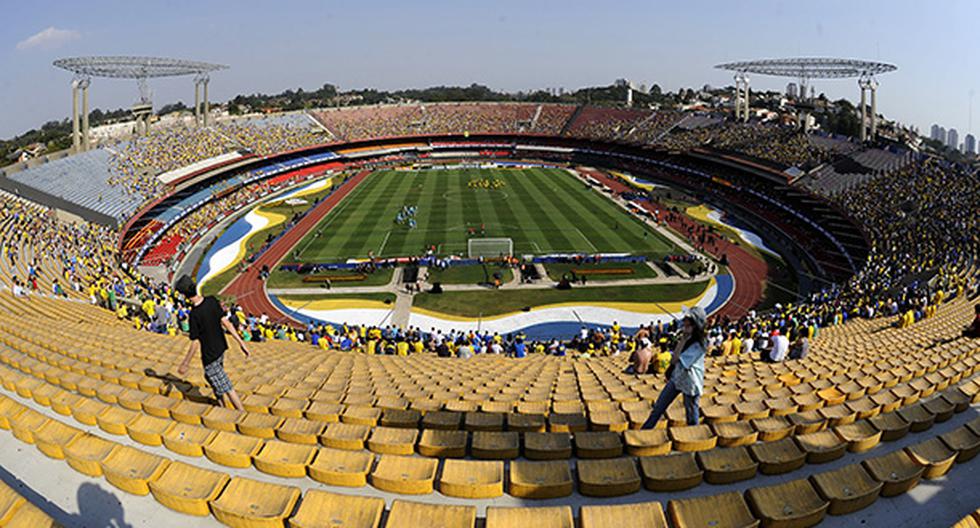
left=377, top=231, right=391, bottom=257
left=575, top=227, right=599, bottom=253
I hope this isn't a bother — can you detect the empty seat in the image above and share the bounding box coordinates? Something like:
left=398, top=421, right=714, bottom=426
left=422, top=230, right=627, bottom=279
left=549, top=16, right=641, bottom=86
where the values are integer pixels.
left=305, top=401, right=343, bottom=422
left=905, top=437, right=957, bottom=479
left=751, top=416, right=795, bottom=442
left=161, top=423, right=215, bottom=457
left=367, top=426, right=418, bottom=455
left=370, top=454, right=438, bottom=494
left=577, top=457, right=641, bottom=496
left=669, top=425, right=717, bottom=452
left=834, top=420, right=882, bottom=452
left=922, top=397, right=956, bottom=422
left=810, top=463, right=882, bottom=515
left=861, top=450, right=925, bottom=496
left=749, top=437, right=807, bottom=475
left=148, top=460, right=230, bottom=516
left=418, top=429, right=467, bottom=458
left=210, top=476, right=301, bottom=528
left=319, top=423, right=371, bottom=450
left=95, top=406, right=138, bottom=436
left=201, top=406, right=246, bottom=432
left=472, top=431, right=519, bottom=459
left=253, top=440, right=317, bottom=478
left=712, top=421, right=759, bottom=447
left=795, top=430, right=847, bottom=463
left=170, top=401, right=211, bottom=425
left=341, top=405, right=382, bottom=426
left=574, top=431, right=623, bottom=458
left=4, top=500, right=59, bottom=528
left=238, top=413, right=283, bottom=439
left=697, top=446, right=758, bottom=484
left=289, top=489, right=384, bottom=528
left=64, top=433, right=116, bottom=477
left=10, top=408, right=49, bottom=444
left=549, top=412, right=588, bottom=432
left=507, top=413, right=546, bottom=433
left=203, top=431, right=263, bottom=468
left=580, top=502, right=668, bottom=528
left=524, top=432, right=572, bottom=459
left=868, top=412, right=910, bottom=441
left=667, top=491, right=760, bottom=528
left=0, top=481, right=25, bottom=524
left=307, top=447, right=374, bottom=487
left=101, top=445, right=170, bottom=496
left=639, top=452, right=703, bottom=491
left=747, top=478, right=829, bottom=527
left=276, top=417, right=325, bottom=445
left=509, top=460, right=574, bottom=499
left=126, top=414, right=174, bottom=446
left=624, top=429, right=671, bottom=456
left=485, top=506, right=574, bottom=528
left=385, top=500, right=475, bottom=528
left=940, top=426, right=980, bottom=462
left=465, top=411, right=505, bottom=431
left=788, top=410, right=827, bottom=435
left=439, top=459, right=504, bottom=498
left=381, top=408, right=421, bottom=428
left=33, top=419, right=82, bottom=459
left=421, top=410, right=462, bottom=430
left=896, top=403, right=936, bottom=432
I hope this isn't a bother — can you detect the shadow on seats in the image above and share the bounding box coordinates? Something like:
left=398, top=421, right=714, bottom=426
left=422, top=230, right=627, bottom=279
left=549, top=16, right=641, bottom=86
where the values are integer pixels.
left=144, top=368, right=212, bottom=403
left=0, top=465, right=133, bottom=528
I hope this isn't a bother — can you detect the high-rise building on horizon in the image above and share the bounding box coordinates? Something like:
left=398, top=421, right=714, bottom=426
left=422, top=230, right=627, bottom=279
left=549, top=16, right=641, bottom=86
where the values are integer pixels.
left=947, top=128, right=959, bottom=150
left=931, top=124, right=942, bottom=141
left=965, top=134, right=976, bottom=155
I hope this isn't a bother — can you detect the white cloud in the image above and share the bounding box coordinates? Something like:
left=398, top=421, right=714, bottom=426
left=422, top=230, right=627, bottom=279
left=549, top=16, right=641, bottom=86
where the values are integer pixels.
left=16, top=27, right=81, bottom=51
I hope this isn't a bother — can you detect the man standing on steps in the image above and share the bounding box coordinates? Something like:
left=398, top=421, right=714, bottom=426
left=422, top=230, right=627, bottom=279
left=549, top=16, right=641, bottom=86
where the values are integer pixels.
left=175, top=275, right=249, bottom=411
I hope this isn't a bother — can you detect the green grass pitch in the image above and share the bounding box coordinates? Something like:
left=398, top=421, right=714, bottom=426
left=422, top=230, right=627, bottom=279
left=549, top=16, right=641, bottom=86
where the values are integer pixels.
left=292, top=167, right=679, bottom=262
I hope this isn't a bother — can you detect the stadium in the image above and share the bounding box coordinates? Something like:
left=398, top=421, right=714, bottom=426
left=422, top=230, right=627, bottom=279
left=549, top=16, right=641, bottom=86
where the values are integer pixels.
left=0, top=10, right=979, bottom=528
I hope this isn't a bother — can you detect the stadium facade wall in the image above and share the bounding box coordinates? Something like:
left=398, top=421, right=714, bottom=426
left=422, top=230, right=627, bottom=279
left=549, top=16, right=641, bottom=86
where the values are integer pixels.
left=0, top=174, right=118, bottom=227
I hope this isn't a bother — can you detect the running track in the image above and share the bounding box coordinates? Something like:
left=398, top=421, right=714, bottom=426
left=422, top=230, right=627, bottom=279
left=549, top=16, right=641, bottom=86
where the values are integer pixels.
left=222, top=170, right=371, bottom=323
left=579, top=169, right=767, bottom=321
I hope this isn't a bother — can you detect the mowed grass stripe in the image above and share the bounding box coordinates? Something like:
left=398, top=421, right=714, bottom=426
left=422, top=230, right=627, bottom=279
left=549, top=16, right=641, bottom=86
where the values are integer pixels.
left=507, top=169, right=576, bottom=252
left=443, top=170, right=469, bottom=254
left=486, top=171, right=535, bottom=254
left=338, top=171, right=417, bottom=258
left=315, top=171, right=403, bottom=259
left=523, top=168, right=609, bottom=252
left=307, top=171, right=390, bottom=259
left=537, top=168, right=639, bottom=252
left=384, top=171, right=429, bottom=256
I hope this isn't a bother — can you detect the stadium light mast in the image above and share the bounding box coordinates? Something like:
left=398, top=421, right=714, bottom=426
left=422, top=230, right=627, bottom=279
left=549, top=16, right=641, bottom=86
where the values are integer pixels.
left=53, top=56, right=227, bottom=151
left=715, top=58, right=897, bottom=140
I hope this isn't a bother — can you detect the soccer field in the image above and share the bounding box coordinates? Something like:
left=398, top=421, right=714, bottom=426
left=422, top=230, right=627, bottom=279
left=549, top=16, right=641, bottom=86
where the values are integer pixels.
left=293, top=167, right=679, bottom=262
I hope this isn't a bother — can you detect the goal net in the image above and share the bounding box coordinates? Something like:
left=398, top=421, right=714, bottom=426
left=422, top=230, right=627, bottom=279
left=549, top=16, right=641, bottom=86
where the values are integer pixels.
left=468, top=238, right=513, bottom=259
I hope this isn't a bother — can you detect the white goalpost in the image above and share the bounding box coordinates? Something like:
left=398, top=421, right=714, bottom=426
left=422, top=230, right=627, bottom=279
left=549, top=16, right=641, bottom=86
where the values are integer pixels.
left=467, top=237, right=514, bottom=259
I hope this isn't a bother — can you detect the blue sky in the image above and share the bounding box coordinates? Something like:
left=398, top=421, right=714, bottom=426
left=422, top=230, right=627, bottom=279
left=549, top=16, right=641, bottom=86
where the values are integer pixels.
left=2, top=0, right=977, bottom=139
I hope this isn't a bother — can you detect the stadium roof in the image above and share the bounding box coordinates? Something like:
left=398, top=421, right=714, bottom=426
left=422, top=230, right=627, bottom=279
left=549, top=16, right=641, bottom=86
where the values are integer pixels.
left=53, top=56, right=227, bottom=79
left=715, top=57, right=897, bottom=79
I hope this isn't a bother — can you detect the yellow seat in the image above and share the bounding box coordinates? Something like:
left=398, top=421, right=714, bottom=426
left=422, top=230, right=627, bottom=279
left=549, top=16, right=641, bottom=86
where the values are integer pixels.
left=580, top=502, right=668, bottom=528
left=0, top=396, right=26, bottom=430
left=788, top=410, right=827, bottom=435
left=4, top=500, right=59, bottom=528
left=940, top=426, right=980, bottom=462
left=101, top=445, right=170, bottom=495
left=201, top=406, right=246, bottom=432
left=253, top=440, right=317, bottom=478
left=148, top=460, right=230, bottom=516
left=305, top=401, right=343, bottom=422
left=319, top=423, right=371, bottom=450
left=861, top=450, right=925, bottom=496
left=341, top=405, right=382, bottom=426
left=746, top=478, right=829, bottom=527
left=370, top=454, right=438, bottom=494
left=810, top=463, right=883, bottom=515
left=439, top=459, right=504, bottom=499
left=10, top=408, right=49, bottom=444
left=795, top=430, right=847, bottom=463
left=524, top=432, right=572, bottom=460
left=95, top=406, right=138, bottom=436
left=307, top=447, right=374, bottom=487
left=141, top=394, right=180, bottom=418
left=712, top=421, right=759, bottom=447
left=506, top=412, right=546, bottom=433
left=210, top=476, right=301, bottom=528
left=126, top=414, right=174, bottom=446
left=905, top=437, right=957, bottom=479
left=203, top=431, right=264, bottom=468
left=385, top=500, right=475, bottom=528
left=639, top=452, right=703, bottom=491
left=33, top=419, right=82, bottom=459
left=276, top=417, right=324, bottom=445
left=509, top=460, right=573, bottom=499
left=471, top=431, right=519, bottom=459
left=833, top=420, right=882, bottom=453
left=238, top=413, right=284, bottom=439
left=417, top=429, right=467, bottom=458
left=577, top=457, right=641, bottom=497
left=380, top=408, right=420, bottom=428
left=464, top=411, right=505, bottom=431
left=623, top=429, right=671, bottom=456
left=922, top=397, right=956, bottom=423
left=896, top=403, right=936, bottom=432
left=161, top=422, right=216, bottom=457
left=548, top=412, right=588, bottom=432
left=868, top=411, right=910, bottom=441
left=574, top=431, right=623, bottom=458
left=697, top=446, right=758, bottom=484
left=270, top=397, right=308, bottom=419
left=421, top=410, right=462, bottom=430
left=0, top=482, right=25, bottom=525
left=367, top=426, right=418, bottom=455
left=669, top=425, right=717, bottom=452
left=667, top=491, right=760, bottom=528
left=485, top=506, right=574, bottom=528
left=64, top=433, right=116, bottom=477
left=289, top=489, right=384, bottom=528
left=749, top=437, right=806, bottom=475
left=170, top=400, right=211, bottom=425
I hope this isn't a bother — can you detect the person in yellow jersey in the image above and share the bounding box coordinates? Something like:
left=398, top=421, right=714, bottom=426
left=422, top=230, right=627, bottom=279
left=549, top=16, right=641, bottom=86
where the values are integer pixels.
left=654, top=341, right=672, bottom=375
left=396, top=339, right=409, bottom=356
left=366, top=339, right=377, bottom=355
left=412, top=339, right=424, bottom=354
left=731, top=332, right=742, bottom=355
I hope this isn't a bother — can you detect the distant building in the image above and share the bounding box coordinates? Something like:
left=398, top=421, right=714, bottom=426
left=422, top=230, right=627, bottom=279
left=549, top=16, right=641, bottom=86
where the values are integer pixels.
left=786, top=83, right=798, bottom=99
left=966, top=134, right=976, bottom=155
left=936, top=125, right=946, bottom=144
left=947, top=128, right=959, bottom=150
left=930, top=124, right=942, bottom=141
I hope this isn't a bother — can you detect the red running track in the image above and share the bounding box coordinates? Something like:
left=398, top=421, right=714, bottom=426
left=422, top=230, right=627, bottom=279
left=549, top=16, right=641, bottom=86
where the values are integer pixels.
left=222, top=170, right=371, bottom=323
left=579, top=169, right=767, bottom=321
